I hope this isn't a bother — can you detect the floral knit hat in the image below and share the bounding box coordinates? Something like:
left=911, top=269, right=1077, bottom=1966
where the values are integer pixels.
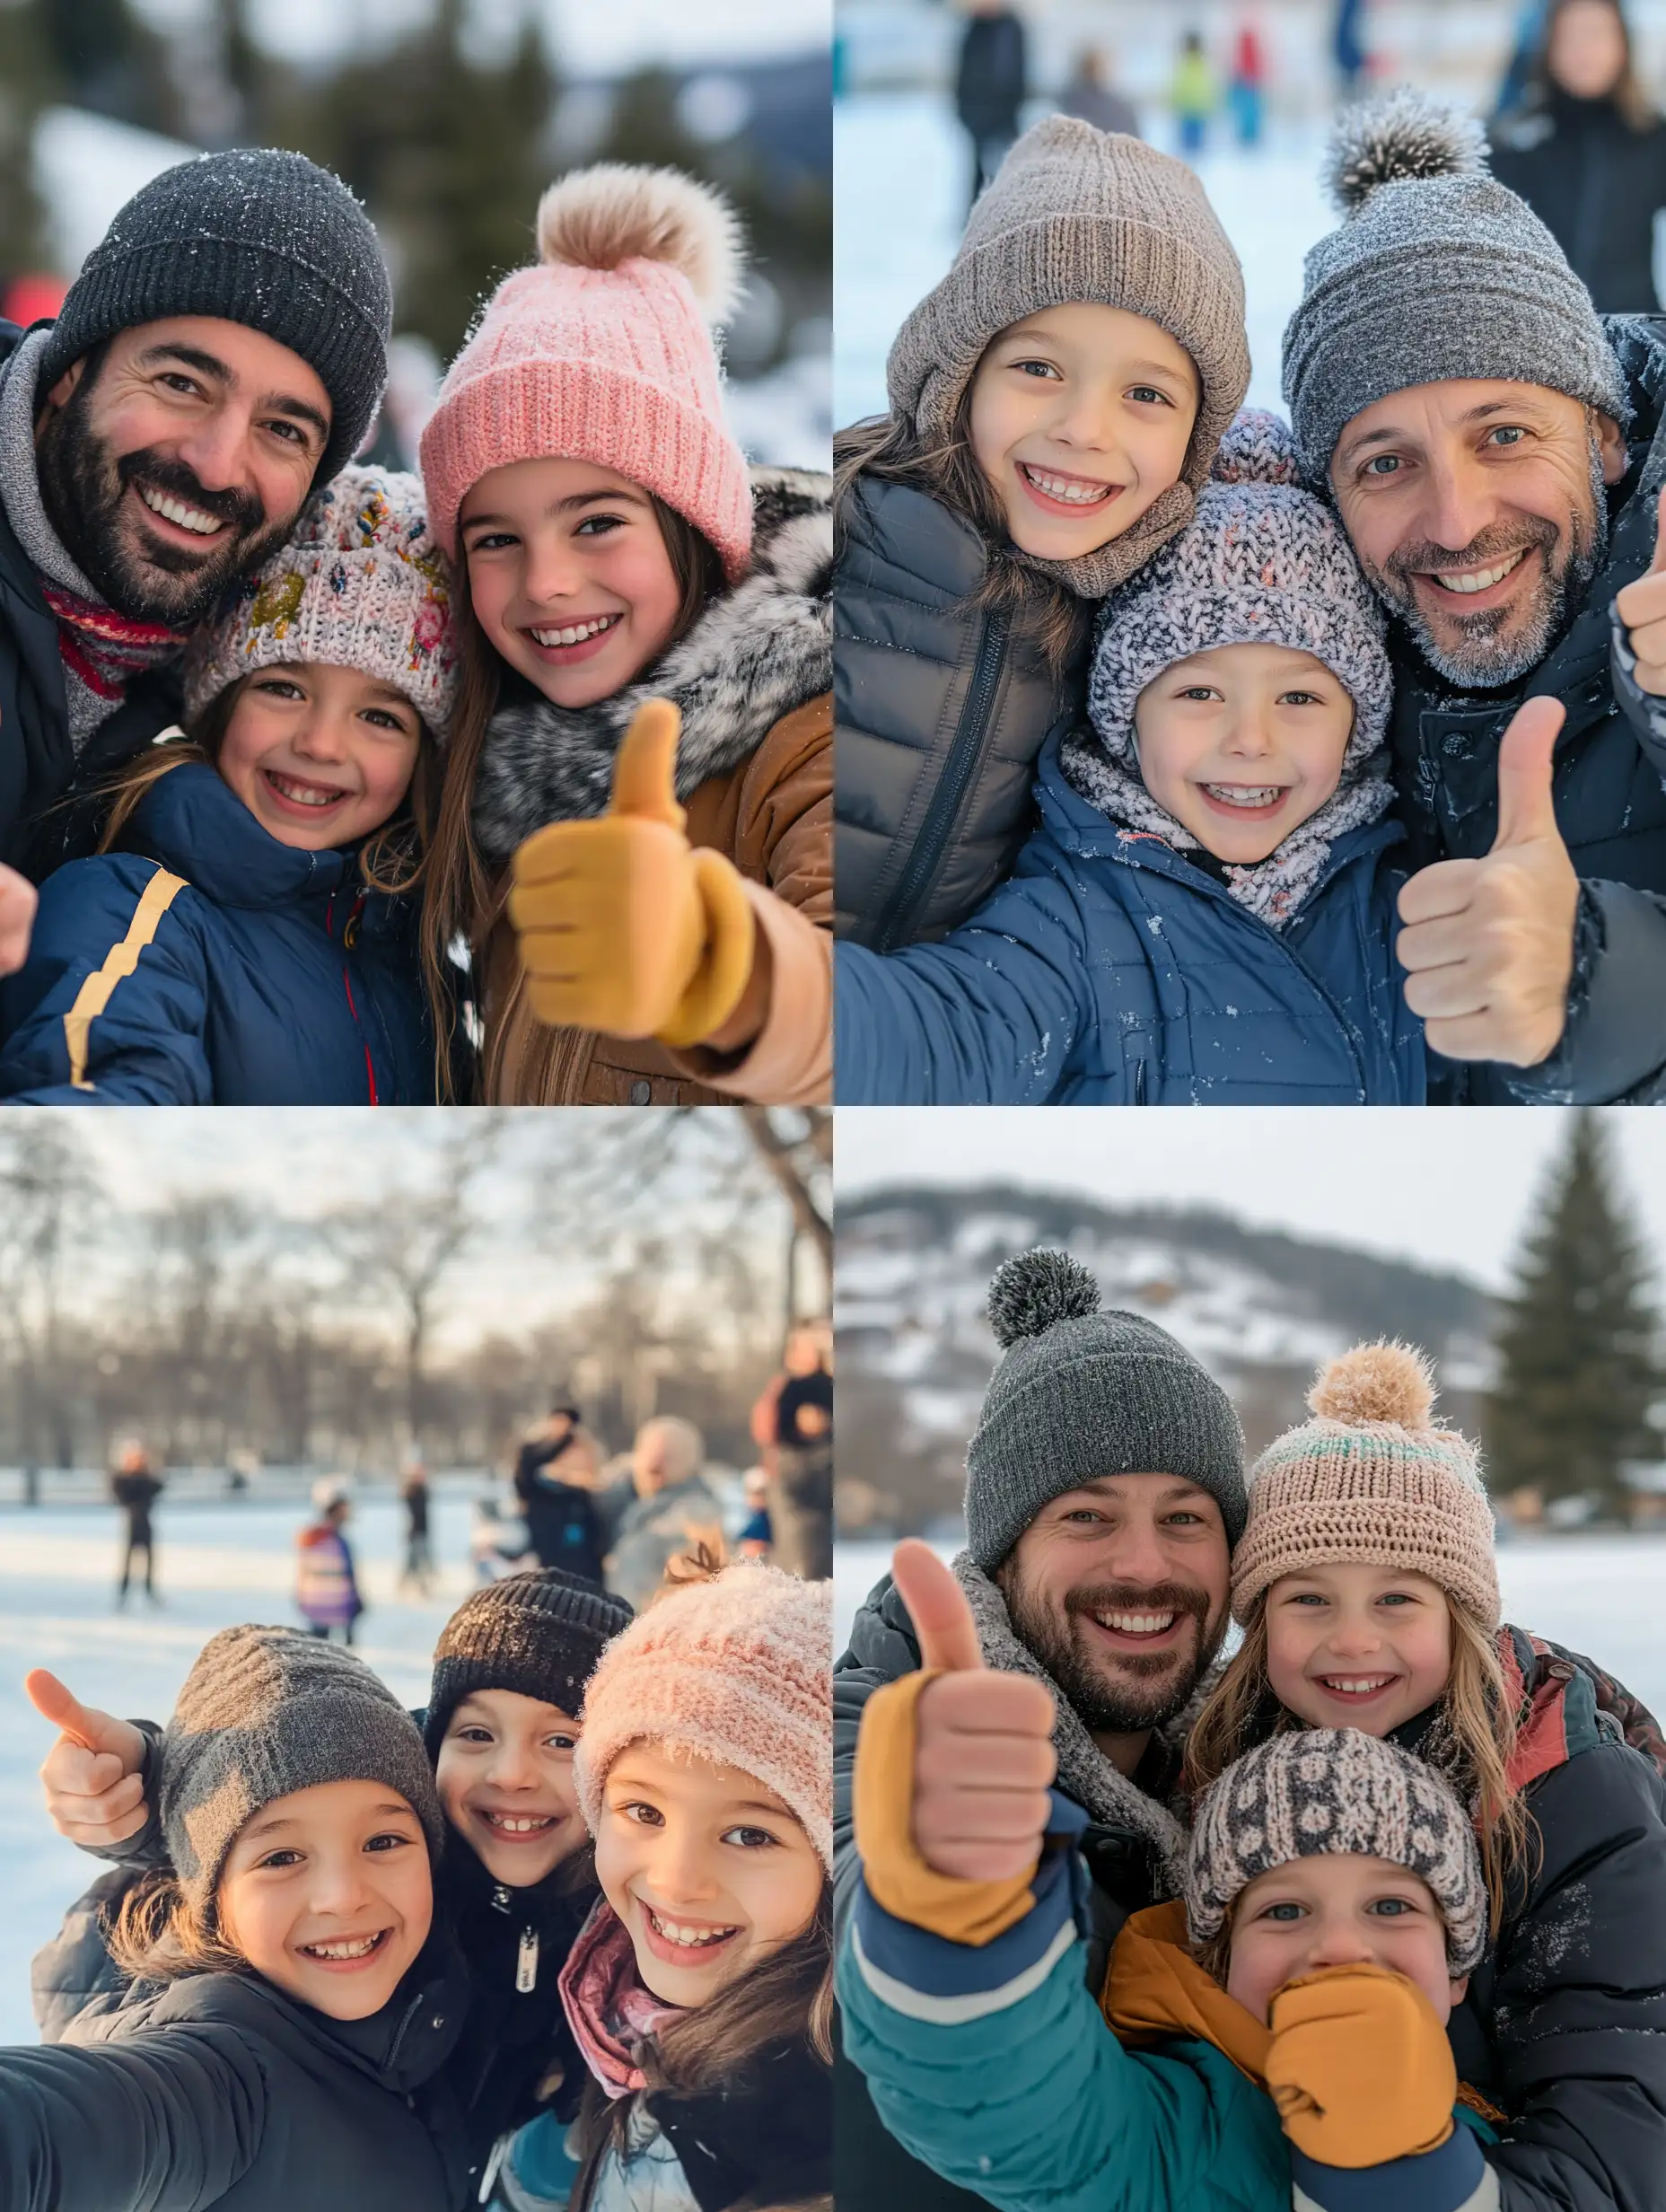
left=182, top=464, right=459, bottom=738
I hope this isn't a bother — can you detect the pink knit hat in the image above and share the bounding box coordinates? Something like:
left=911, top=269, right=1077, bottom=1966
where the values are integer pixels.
left=1230, top=1341, right=1500, bottom=1629
left=419, top=163, right=754, bottom=578
left=574, top=1563, right=832, bottom=1874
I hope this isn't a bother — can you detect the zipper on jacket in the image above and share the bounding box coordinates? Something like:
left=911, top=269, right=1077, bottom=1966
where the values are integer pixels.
left=873, top=610, right=1010, bottom=952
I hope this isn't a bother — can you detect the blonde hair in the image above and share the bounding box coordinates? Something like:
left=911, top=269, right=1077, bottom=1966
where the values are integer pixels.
left=105, top=1865, right=247, bottom=1983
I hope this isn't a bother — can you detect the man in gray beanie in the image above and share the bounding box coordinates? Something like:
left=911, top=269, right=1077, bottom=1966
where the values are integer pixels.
left=1284, top=86, right=1666, bottom=1107
left=831, top=1246, right=1245, bottom=2212
left=1, top=146, right=392, bottom=874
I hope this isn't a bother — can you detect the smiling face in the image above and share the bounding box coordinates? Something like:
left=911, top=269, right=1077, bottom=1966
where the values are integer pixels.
left=1548, top=0, right=1628, bottom=98
left=34, top=317, right=330, bottom=628
left=435, top=1688, right=584, bottom=1886
left=460, top=458, right=686, bottom=709
left=967, top=304, right=1201, bottom=562
left=1264, top=1563, right=1453, bottom=1737
left=594, top=1741, right=824, bottom=2007
left=215, top=1778, right=432, bottom=2021
left=214, top=663, right=422, bottom=850
left=1225, top=1852, right=1466, bottom=2026
left=996, top=1475, right=1232, bottom=1755
left=1132, top=643, right=1357, bottom=862
left=1330, top=379, right=1627, bottom=689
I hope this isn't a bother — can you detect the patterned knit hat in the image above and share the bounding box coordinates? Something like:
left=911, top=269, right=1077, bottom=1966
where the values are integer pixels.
left=1186, top=1727, right=1486, bottom=1975
left=160, top=1624, right=446, bottom=1918
left=1231, top=1341, right=1499, bottom=1628
left=182, top=465, right=459, bottom=736
left=1283, top=87, right=1631, bottom=481
left=423, top=1568, right=633, bottom=1758
left=574, top=1563, right=832, bottom=1874
left=965, top=1250, right=1246, bottom=1572
left=420, top=165, right=753, bottom=575
left=886, top=116, right=1251, bottom=599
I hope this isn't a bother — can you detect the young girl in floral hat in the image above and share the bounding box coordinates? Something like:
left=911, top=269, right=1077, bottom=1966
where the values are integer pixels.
left=417, top=164, right=831, bottom=1107
left=0, top=464, right=456, bottom=1103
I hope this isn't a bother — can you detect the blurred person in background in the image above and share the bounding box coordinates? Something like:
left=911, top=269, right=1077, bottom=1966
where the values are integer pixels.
left=736, top=1464, right=774, bottom=1559
left=1056, top=48, right=1140, bottom=139
left=956, top=0, right=1030, bottom=210
left=513, top=1398, right=604, bottom=1586
left=470, top=1487, right=534, bottom=1583
left=1171, top=30, right=1218, bottom=160
left=1491, top=0, right=1666, bottom=313
left=1334, top=0, right=1370, bottom=101
left=399, top=1450, right=435, bottom=1595
left=110, top=1439, right=162, bottom=1611
left=296, top=1479, right=364, bottom=1645
left=599, top=1416, right=723, bottom=1612
left=1229, top=13, right=1267, bottom=148
left=754, top=1321, right=834, bottom=1579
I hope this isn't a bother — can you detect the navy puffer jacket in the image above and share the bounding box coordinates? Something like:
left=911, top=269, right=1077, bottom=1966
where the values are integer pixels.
left=836, top=729, right=1425, bottom=1103
left=0, top=760, right=434, bottom=1102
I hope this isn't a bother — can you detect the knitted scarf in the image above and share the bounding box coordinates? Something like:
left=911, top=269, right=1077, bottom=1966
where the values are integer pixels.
left=558, top=1898, right=683, bottom=2100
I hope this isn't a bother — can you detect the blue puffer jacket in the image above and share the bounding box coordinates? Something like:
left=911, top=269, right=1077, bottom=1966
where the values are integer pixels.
left=836, top=733, right=1425, bottom=1103
left=0, top=762, right=434, bottom=1103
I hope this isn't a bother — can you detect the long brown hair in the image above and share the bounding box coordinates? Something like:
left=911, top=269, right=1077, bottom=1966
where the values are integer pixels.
left=106, top=1865, right=248, bottom=1983
left=1530, top=0, right=1656, bottom=128
left=1184, top=1593, right=1535, bottom=1939
left=422, top=494, right=726, bottom=1102
left=835, top=399, right=1090, bottom=676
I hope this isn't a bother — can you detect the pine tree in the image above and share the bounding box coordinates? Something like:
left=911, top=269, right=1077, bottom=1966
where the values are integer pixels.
left=1486, top=1110, right=1662, bottom=1516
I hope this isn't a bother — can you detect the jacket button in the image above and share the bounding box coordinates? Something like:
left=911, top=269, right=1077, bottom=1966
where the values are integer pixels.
left=629, top=1080, right=653, bottom=1105
left=431, top=2014, right=445, bottom=2030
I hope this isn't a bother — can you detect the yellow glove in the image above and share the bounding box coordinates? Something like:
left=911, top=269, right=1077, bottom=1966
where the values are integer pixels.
left=507, top=698, right=756, bottom=1048
left=1265, top=1963, right=1457, bottom=2170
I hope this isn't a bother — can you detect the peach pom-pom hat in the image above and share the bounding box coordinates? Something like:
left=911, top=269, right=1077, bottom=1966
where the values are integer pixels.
left=1229, top=1340, right=1499, bottom=1628
left=418, top=163, right=754, bottom=577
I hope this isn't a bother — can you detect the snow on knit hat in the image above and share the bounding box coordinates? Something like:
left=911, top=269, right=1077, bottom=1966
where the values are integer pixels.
left=886, top=116, right=1251, bottom=599
left=1186, top=1728, right=1486, bottom=1976
left=965, top=1250, right=1246, bottom=1572
left=1231, top=1341, right=1499, bottom=1628
left=1065, top=408, right=1395, bottom=927
left=39, top=149, right=391, bottom=487
left=419, top=165, right=753, bottom=576
left=423, top=1568, right=633, bottom=1758
left=160, top=1624, right=446, bottom=1918
left=574, top=1563, right=832, bottom=1874
left=1283, top=87, right=1631, bottom=482
left=182, top=465, right=459, bottom=736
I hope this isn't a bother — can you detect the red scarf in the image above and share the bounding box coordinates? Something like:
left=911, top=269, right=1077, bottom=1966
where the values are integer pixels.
left=40, top=582, right=189, bottom=703
left=557, top=1899, right=683, bottom=2100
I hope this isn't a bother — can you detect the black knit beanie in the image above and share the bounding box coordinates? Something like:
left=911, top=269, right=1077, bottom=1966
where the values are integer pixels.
left=39, top=148, right=392, bottom=485
left=424, top=1570, right=633, bottom=1758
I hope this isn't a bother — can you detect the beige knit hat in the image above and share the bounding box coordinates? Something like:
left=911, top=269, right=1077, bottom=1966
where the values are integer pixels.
left=885, top=116, right=1250, bottom=599
left=1230, top=1342, right=1499, bottom=1628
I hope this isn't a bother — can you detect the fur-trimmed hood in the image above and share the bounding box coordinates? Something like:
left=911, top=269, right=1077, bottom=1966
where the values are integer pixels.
left=471, top=465, right=831, bottom=870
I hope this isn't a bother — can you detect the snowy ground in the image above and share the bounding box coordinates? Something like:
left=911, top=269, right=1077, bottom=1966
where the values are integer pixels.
left=835, top=92, right=1333, bottom=431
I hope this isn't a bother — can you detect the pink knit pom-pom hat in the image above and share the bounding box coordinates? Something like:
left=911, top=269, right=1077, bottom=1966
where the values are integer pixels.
left=419, top=163, right=754, bottom=579
left=574, top=1561, right=832, bottom=1874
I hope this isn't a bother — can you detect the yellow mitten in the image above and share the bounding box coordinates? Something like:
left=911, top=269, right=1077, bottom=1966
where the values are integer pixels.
left=1265, top=1963, right=1456, bottom=2170
left=508, top=698, right=755, bottom=1046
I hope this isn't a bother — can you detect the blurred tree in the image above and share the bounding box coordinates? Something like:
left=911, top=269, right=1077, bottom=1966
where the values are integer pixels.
left=0, top=4, right=58, bottom=279
left=1487, top=1110, right=1662, bottom=1517
left=0, top=1119, right=102, bottom=1468
left=30, top=0, right=184, bottom=138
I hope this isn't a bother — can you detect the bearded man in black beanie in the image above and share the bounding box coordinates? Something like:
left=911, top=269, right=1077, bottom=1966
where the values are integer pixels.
left=0, top=146, right=392, bottom=873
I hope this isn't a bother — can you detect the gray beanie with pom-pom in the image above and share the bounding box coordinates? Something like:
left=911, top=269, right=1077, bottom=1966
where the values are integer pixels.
left=964, top=1250, right=1247, bottom=1571
left=1282, top=85, right=1631, bottom=480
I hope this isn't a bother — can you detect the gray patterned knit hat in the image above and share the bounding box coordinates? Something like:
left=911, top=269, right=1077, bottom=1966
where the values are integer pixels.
left=965, top=1250, right=1246, bottom=1571
left=160, top=1624, right=446, bottom=1918
left=1065, top=408, right=1394, bottom=928
left=886, top=116, right=1251, bottom=598
left=1283, top=87, right=1631, bottom=481
left=1186, top=1727, right=1486, bottom=1976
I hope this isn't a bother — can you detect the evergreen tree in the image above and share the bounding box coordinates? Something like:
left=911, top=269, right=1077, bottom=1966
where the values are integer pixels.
left=1486, top=1110, right=1662, bottom=1516
left=0, top=3, right=60, bottom=279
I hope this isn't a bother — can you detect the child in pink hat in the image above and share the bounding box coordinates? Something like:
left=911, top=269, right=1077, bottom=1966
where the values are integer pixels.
left=417, top=165, right=831, bottom=1110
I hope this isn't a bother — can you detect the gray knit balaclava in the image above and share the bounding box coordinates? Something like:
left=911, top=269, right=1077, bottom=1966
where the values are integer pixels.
left=887, top=115, right=1251, bottom=598
left=39, top=149, right=392, bottom=484
left=1283, top=87, right=1631, bottom=483
left=965, top=1250, right=1247, bottom=1571
left=1186, top=1727, right=1486, bottom=1976
left=161, top=1624, right=446, bottom=1918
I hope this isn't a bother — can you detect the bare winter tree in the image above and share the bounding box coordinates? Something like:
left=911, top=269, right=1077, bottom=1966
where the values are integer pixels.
left=0, top=1119, right=103, bottom=1469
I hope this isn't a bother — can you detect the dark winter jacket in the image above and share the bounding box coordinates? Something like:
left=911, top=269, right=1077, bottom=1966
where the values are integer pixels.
left=0, top=322, right=183, bottom=874
left=836, top=728, right=1425, bottom=1103
left=835, top=475, right=1089, bottom=950
left=954, top=11, right=1026, bottom=136
left=110, top=1469, right=162, bottom=1533
left=515, top=1439, right=605, bottom=1587
left=1390, top=314, right=1666, bottom=1103
left=0, top=759, right=434, bottom=1103
left=1490, top=92, right=1666, bottom=314
left=3, top=1942, right=469, bottom=2212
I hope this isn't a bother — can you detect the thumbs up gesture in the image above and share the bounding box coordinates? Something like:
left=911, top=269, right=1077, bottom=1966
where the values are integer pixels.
left=892, top=1540, right=1057, bottom=1882
left=1613, top=486, right=1666, bottom=694
left=1395, top=695, right=1578, bottom=1066
left=0, top=863, right=35, bottom=976
left=508, top=698, right=757, bottom=1049
left=27, top=1668, right=151, bottom=1848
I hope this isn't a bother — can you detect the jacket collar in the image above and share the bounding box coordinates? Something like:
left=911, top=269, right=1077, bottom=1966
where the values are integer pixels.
left=1103, top=1900, right=1272, bottom=2082
left=130, top=760, right=350, bottom=909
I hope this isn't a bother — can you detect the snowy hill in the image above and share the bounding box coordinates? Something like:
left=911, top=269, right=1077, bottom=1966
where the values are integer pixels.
left=836, top=1183, right=1495, bottom=1534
